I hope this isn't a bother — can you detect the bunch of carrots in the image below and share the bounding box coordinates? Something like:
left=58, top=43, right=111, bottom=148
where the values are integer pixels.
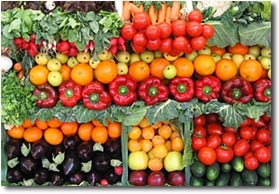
left=122, top=1, right=184, bottom=24
left=13, top=62, right=24, bottom=79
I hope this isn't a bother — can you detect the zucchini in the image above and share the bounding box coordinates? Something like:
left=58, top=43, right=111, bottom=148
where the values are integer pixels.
left=257, top=177, right=271, bottom=186
left=190, top=176, right=204, bottom=186
left=205, top=179, right=215, bottom=186
left=257, top=163, right=271, bottom=178
left=230, top=172, right=243, bottom=186
left=215, top=173, right=230, bottom=186
left=206, top=162, right=220, bottom=181
left=190, top=160, right=206, bottom=178
left=221, top=163, right=232, bottom=173
left=231, top=157, right=244, bottom=172
left=241, top=169, right=258, bottom=186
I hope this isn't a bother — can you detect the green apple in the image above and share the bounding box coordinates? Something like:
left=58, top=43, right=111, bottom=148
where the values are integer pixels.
left=140, top=50, right=154, bottom=64
left=128, top=151, right=148, bottom=170
left=154, top=51, right=163, bottom=58
left=130, top=53, right=141, bottom=64
left=163, top=65, right=177, bottom=79
left=267, top=68, right=271, bottom=79
left=164, top=53, right=179, bottom=61
left=261, top=48, right=271, bottom=57
left=47, top=58, right=62, bottom=71
left=244, top=54, right=256, bottom=60
left=77, top=52, right=91, bottom=63
left=222, top=52, right=232, bottom=59
left=48, top=71, right=63, bottom=87
left=185, top=51, right=198, bottom=61
left=89, top=57, right=100, bottom=69
left=258, top=56, right=271, bottom=70
left=55, top=52, right=68, bottom=64
left=164, top=151, right=184, bottom=172
left=67, top=57, right=79, bottom=68
left=232, top=54, right=244, bottom=69
left=35, top=53, right=50, bottom=65
left=198, top=46, right=211, bottom=55
left=248, top=46, right=261, bottom=58
left=117, top=62, right=128, bottom=75
left=211, top=54, right=221, bottom=63
left=116, top=51, right=131, bottom=63
left=98, top=50, right=113, bottom=61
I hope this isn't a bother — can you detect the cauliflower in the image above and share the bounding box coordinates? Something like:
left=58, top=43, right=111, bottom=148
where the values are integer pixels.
left=196, top=0, right=232, bottom=17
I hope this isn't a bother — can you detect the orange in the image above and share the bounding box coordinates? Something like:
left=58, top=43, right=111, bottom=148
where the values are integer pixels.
left=215, top=59, right=238, bottom=81
left=29, top=65, right=49, bottom=85
left=158, top=124, right=172, bottom=139
left=211, top=46, right=226, bottom=56
left=22, top=119, right=34, bottom=128
left=170, top=123, right=178, bottom=131
left=91, top=126, right=108, bottom=144
left=148, top=157, right=163, bottom=171
left=240, top=59, right=263, bottom=82
left=95, top=60, right=118, bottom=84
left=228, top=43, right=249, bottom=55
left=150, top=58, right=170, bottom=79
left=148, top=149, right=155, bottom=159
left=173, top=57, right=194, bottom=77
left=47, top=118, right=62, bottom=128
left=44, top=128, right=63, bottom=145
left=152, top=135, right=165, bottom=146
left=140, top=139, right=153, bottom=153
left=170, top=130, right=181, bottom=140
left=152, top=144, right=168, bottom=158
left=23, top=127, right=43, bottom=142
left=60, top=122, right=78, bottom=136
left=138, top=117, right=151, bottom=128
left=129, top=61, right=150, bottom=82
left=78, top=122, right=94, bottom=141
left=152, top=121, right=163, bottom=129
left=128, top=139, right=141, bottom=152
left=92, top=120, right=104, bottom=127
left=108, top=122, right=122, bottom=138
left=165, top=140, right=172, bottom=151
left=194, top=55, right=216, bottom=76
left=128, top=126, right=142, bottom=140
left=60, top=64, right=71, bottom=81
left=7, top=126, right=24, bottom=139
left=141, top=126, right=155, bottom=140
left=171, top=137, right=184, bottom=152
left=71, top=63, right=93, bottom=86
left=35, top=119, right=48, bottom=130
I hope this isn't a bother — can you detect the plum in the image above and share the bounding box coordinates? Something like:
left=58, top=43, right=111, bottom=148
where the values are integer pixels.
left=147, top=171, right=166, bottom=186
left=167, top=171, right=185, bottom=186
left=129, top=170, right=147, bottom=186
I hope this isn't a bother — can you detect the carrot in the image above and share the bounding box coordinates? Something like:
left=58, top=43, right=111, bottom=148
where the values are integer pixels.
left=149, top=4, right=157, bottom=25
left=157, top=3, right=167, bottom=24
left=129, top=3, right=142, bottom=15
left=18, top=70, right=24, bottom=79
left=13, top=62, right=22, bottom=72
left=122, top=1, right=131, bottom=21
left=170, top=1, right=181, bottom=21
left=165, top=6, right=171, bottom=24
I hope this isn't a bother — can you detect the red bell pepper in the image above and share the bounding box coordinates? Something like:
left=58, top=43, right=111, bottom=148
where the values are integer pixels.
left=33, top=84, right=58, bottom=108
left=82, top=82, right=112, bottom=110
left=109, top=75, right=137, bottom=106
left=195, top=75, right=222, bottom=103
left=169, top=77, right=194, bottom=102
left=58, top=80, right=82, bottom=107
left=221, top=77, right=253, bottom=104
left=254, top=79, right=271, bottom=102
left=138, top=76, right=169, bottom=105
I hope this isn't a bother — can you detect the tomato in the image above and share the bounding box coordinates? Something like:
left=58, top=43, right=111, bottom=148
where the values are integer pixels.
left=132, top=32, right=147, bottom=47
left=224, top=127, right=238, bottom=134
left=251, top=118, right=266, bottom=128
left=240, top=126, right=255, bottom=140
left=261, top=113, right=271, bottom=123
left=244, top=156, right=259, bottom=170
left=207, top=123, right=223, bottom=136
left=240, top=118, right=253, bottom=127
left=172, top=36, right=188, bottom=53
left=233, top=139, right=250, bottom=157
left=198, top=147, right=216, bottom=165
left=194, top=126, right=207, bottom=138
left=146, top=38, right=161, bottom=51
left=169, top=49, right=181, bottom=57
left=131, top=43, right=145, bottom=53
left=145, top=25, right=161, bottom=40
left=250, top=140, right=264, bottom=152
left=171, top=20, right=187, bottom=37
left=255, top=146, right=271, bottom=163
left=256, top=128, right=271, bottom=144
left=206, top=113, right=218, bottom=123
left=215, top=146, right=234, bottom=163
left=221, top=132, right=236, bottom=147
left=192, top=136, right=207, bottom=151
left=244, top=151, right=254, bottom=160
left=132, top=13, right=151, bottom=31
left=194, top=115, right=206, bottom=126
left=206, top=135, right=221, bottom=149
left=121, top=24, right=137, bottom=40
left=158, top=22, right=172, bottom=39
left=188, top=10, right=203, bottom=23
left=190, top=36, right=206, bottom=51
left=159, top=38, right=172, bottom=53
left=202, top=24, right=215, bottom=39
left=186, top=22, right=203, bottom=37
left=267, top=121, right=271, bottom=132
left=184, top=41, right=194, bottom=54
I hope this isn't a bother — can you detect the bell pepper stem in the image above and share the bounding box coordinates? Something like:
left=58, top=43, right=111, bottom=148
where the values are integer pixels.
left=118, top=86, right=129, bottom=96
left=149, top=86, right=158, bottom=97
left=202, top=86, right=212, bottom=96
left=39, top=91, right=48, bottom=100
left=90, top=93, right=99, bottom=104
left=264, top=88, right=271, bottom=97
left=177, top=84, right=186, bottom=93
left=65, top=88, right=74, bottom=98
left=232, top=88, right=242, bottom=99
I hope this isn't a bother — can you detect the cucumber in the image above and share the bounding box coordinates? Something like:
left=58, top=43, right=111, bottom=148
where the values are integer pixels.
left=241, top=169, right=258, bottom=186
left=205, top=179, right=215, bottom=186
left=215, top=173, right=230, bottom=186
left=230, top=172, right=243, bottom=186
left=191, top=160, right=206, bottom=178
left=257, top=177, right=271, bottom=186
left=257, top=163, right=271, bottom=178
left=221, top=163, right=232, bottom=173
left=190, top=176, right=204, bottom=186
left=206, top=162, right=220, bottom=181
left=231, top=157, right=244, bottom=172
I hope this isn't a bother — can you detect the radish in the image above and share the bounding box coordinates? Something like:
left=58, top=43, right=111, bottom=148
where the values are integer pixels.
left=110, top=38, right=118, bottom=46
left=117, top=36, right=125, bottom=46
left=117, top=44, right=126, bottom=51
left=1, top=55, right=13, bottom=73
left=69, top=42, right=76, bottom=48
left=110, top=45, right=118, bottom=55
left=57, top=41, right=70, bottom=53
left=30, top=34, right=36, bottom=42
left=22, top=40, right=30, bottom=50
left=68, top=47, right=78, bottom=57
left=89, top=41, right=94, bottom=53
left=13, top=38, right=23, bottom=48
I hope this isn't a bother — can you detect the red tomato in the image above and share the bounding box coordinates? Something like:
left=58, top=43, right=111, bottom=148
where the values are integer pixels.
left=198, top=147, right=216, bottom=165
left=215, top=146, right=234, bottom=163
left=207, top=123, right=223, bottom=136
left=186, top=21, right=203, bottom=37
left=121, top=24, right=137, bottom=40
left=267, top=121, right=271, bottom=132
left=171, top=20, right=187, bottom=37
left=132, top=13, right=151, bottom=31
left=190, top=36, right=206, bottom=51
left=188, top=10, right=203, bottom=23
left=221, top=132, right=236, bottom=147
left=206, top=113, right=218, bottom=123
left=224, top=127, right=238, bottom=134
left=240, top=126, right=255, bottom=140
left=145, top=25, right=161, bottom=40
left=260, top=113, right=271, bottom=123
left=240, top=118, right=253, bottom=127
left=233, top=139, right=250, bottom=157
left=146, top=38, right=161, bottom=51
left=194, top=115, right=206, bottom=126
left=251, top=118, right=266, bottom=128
left=184, top=41, right=194, bottom=54
left=194, top=126, right=207, bottom=138
left=131, top=43, right=145, bottom=53
left=244, top=151, right=254, bottom=160
left=192, top=136, right=207, bottom=151
left=202, top=24, right=215, bottom=39
left=168, top=49, right=181, bottom=57
left=206, top=135, right=221, bottom=149
left=256, top=128, right=271, bottom=144
left=158, top=22, right=172, bottom=39
left=159, top=38, right=172, bottom=53
left=250, top=140, right=264, bottom=152
left=132, top=32, right=147, bottom=47
left=172, top=36, right=189, bottom=53
left=244, top=156, right=259, bottom=170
